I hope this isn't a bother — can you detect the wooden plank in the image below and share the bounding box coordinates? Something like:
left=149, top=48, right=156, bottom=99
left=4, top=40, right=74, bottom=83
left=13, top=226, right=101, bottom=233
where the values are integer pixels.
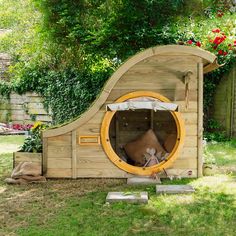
left=86, top=111, right=105, bottom=125
left=185, top=124, right=197, bottom=136
left=181, top=113, right=198, bottom=124
left=43, top=138, right=48, bottom=175
left=115, top=75, right=196, bottom=90
left=47, top=145, right=72, bottom=158
left=47, top=158, right=72, bottom=169
left=72, top=130, right=77, bottom=179
left=184, top=136, right=197, bottom=147
left=159, top=168, right=197, bottom=178
left=107, top=89, right=198, bottom=102
left=77, top=146, right=105, bottom=158
left=14, top=152, right=42, bottom=167
left=78, top=124, right=100, bottom=135
left=179, top=147, right=198, bottom=158
left=13, top=152, right=42, bottom=161
left=48, top=134, right=72, bottom=146
left=231, top=66, right=236, bottom=137
left=76, top=168, right=130, bottom=178
left=46, top=168, right=72, bottom=178
left=197, top=62, right=203, bottom=177
left=115, top=112, right=119, bottom=152
left=170, top=158, right=197, bottom=169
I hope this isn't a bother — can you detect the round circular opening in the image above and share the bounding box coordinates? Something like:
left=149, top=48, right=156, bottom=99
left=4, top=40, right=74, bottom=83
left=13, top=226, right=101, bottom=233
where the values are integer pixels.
left=101, top=91, right=185, bottom=176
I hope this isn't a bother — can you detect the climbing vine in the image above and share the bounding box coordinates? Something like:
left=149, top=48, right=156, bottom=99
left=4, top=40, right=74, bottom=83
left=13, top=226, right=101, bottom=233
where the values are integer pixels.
left=0, top=0, right=235, bottom=128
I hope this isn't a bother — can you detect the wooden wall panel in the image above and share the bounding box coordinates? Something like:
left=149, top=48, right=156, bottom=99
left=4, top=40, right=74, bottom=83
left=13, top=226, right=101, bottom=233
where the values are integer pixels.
left=45, top=52, right=203, bottom=178
left=46, top=168, right=72, bottom=178
left=76, top=169, right=131, bottom=178
left=107, top=89, right=198, bottom=102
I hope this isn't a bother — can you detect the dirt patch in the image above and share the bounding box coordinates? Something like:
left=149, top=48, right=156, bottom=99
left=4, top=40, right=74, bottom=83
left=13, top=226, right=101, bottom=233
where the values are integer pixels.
left=0, top=178, right=125, bottom=235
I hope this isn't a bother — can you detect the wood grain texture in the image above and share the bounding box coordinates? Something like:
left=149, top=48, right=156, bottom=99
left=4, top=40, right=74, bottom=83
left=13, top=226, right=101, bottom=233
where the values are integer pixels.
left=72, top=130, right=77, bottom=179
left=42, top=45, right=219, bottom=178
left=197, top=62, right=203, bottom=177
left=46, top=168, right=72, bottom=178
left=14, top=152, right=42, bottom=167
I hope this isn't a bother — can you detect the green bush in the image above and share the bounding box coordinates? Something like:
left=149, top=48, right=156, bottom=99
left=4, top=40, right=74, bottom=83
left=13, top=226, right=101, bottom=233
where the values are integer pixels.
left=0, top=0, right=235, bottom=131
left=20, top=122, right=48, bottom=153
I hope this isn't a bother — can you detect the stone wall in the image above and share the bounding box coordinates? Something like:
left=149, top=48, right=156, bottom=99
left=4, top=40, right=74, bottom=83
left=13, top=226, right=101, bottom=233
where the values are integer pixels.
left=0, top=92, right=52, bottom=124
left=0, top=53, right=11, bottom=80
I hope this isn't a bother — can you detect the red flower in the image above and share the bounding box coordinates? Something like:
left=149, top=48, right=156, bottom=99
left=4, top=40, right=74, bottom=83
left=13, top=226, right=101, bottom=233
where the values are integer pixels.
left=196, top=41, right=201, bottom=47
left=217, top=10, right=224, bottom=18
left=223, top=52, right=228, bottom=56
left=213, top=45, right=218, bottom=50
left=218, top=50, right=223, bottom=55
left=234, top=40, right=236, bottom=47
left=187, top=40, right=193, bottom=45
left=213, top=36, right=226, bottom=45
left=212, top=28, right=220, bottom=33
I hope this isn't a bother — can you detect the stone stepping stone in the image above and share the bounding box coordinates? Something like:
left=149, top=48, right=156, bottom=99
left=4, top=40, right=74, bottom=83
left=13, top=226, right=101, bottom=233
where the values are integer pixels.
left=127, top=176, right=161, bottom=185
left=106, top=192, right=148, bottom=204
left=156, top=185, right=195, bottom=194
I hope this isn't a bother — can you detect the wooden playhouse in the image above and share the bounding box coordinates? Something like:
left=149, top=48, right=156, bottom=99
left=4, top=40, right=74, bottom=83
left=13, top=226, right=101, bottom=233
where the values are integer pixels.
left=42, top=45, right=219, bottom=179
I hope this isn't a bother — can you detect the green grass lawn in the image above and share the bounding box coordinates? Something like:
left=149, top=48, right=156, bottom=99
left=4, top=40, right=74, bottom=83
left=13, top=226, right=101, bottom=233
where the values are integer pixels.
left=205, top=140, right=236, bottom=167
left=0, top=136, right=236, bottom=236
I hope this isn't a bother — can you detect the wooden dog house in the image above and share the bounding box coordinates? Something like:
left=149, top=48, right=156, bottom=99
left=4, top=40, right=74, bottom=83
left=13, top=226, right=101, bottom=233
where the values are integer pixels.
left=42, top=45, right=219, bottom=178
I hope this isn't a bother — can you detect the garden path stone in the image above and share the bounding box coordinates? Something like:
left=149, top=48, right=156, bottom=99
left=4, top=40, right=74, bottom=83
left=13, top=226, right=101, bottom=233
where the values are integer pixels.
left=156, top=185, right=195, bottom=194
left=127, top=176, right=161, bottom=185
left=106, top=192, right=148, bottom=204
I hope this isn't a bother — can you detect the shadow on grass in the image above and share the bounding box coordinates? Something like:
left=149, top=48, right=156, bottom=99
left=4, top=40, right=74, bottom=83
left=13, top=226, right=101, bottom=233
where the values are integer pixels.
left=16, top=185, right=236, bottom=236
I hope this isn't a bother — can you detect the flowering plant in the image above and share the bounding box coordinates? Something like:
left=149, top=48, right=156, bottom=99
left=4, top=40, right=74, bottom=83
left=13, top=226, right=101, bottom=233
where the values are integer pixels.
left=20, top=122, right=48, bottom=153
left=6, top=123, right=33, bottom=131
left=182, top=9, right=235, bottom=64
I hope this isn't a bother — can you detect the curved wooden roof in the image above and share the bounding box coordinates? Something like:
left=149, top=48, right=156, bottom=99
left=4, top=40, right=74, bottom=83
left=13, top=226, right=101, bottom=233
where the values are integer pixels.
left=43, top=45, right=218, bottom=138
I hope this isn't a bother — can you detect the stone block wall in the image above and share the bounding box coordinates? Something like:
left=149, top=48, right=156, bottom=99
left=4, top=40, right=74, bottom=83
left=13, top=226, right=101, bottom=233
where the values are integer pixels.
left=0, top=92, right=52, bottom=124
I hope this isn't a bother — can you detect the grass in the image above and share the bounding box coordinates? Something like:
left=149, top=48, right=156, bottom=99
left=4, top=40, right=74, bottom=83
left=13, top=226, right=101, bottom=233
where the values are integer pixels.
left=0, top=136, right=236, bottom=236
left=205, top=140, right=236, bottom=167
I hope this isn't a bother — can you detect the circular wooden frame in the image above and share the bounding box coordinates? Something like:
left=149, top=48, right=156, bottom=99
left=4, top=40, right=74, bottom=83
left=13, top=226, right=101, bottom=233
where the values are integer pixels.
left=101, top=91, right=185, bottom=176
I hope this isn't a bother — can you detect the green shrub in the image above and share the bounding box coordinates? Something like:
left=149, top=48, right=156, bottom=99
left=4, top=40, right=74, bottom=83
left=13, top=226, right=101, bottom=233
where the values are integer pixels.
left=0, top=0, right=235, bottom=130
left=20, top=122, right=48, bottom=153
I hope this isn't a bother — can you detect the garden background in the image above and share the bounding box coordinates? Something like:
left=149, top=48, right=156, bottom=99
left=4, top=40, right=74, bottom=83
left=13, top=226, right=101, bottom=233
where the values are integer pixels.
left=0, top=0, right=235, bottom=139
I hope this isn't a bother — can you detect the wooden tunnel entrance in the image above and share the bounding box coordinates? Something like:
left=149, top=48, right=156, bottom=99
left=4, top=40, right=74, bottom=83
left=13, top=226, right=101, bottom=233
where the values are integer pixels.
left=101, top=91, right=185, bottom=176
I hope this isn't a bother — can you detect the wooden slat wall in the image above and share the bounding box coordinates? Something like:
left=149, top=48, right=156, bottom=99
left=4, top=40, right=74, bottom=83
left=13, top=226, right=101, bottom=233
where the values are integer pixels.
left=213, top=65, right=236, bottom=137
left=75, top=55, right=199, bottom=178
left=46, top=132, right=72, bottom=178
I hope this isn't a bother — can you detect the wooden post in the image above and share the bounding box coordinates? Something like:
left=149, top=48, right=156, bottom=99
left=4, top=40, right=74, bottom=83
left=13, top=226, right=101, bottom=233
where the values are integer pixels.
left=197, top=62, right=203, bottom=177
left=230, top=66, right=236, bottom=137
left=115, top=112, right=119, bottom=152
left=72, top=130, right=77, bottom=179
left=42, top=138, right=48, bottom=175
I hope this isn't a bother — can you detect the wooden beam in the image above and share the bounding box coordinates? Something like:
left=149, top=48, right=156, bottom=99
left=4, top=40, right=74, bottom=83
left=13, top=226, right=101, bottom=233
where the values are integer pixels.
left=197, top=62, right=203, bottom=177
left=42, top=138, right=48, bottom=175
left=115, top=112, right=119, bottom=152
left=72, top=130, right=77, bottom=179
